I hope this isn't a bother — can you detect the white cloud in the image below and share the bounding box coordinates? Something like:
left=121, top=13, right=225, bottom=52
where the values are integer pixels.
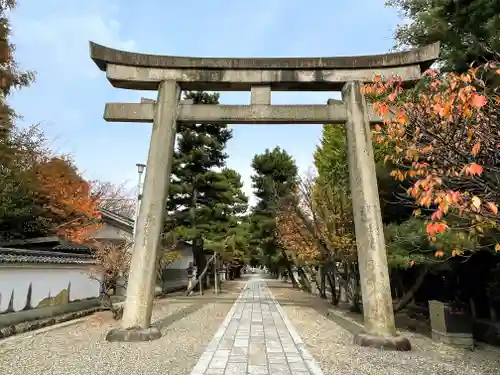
left=11, top=0, right=135, bottom=80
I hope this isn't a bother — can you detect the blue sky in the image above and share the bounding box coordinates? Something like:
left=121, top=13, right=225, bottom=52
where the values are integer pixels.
left=10, top=0, right=401, bottom=206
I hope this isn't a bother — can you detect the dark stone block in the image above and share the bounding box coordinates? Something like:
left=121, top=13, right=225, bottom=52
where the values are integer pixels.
left=105, top=326, right=162, bottom=342
left=473, top=320, right=500, bottom=346
left=353, top=333, right=412, bottom=351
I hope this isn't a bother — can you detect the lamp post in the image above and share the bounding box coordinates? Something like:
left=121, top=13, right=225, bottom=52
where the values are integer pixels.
left=132, top=163, right=146, bottom=240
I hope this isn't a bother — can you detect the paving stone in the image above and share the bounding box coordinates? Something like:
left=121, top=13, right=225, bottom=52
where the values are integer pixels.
left=218, top=338, right=234, bottom=350
left=228, top=355, right=247, bottom=363
left=214, top=349, right=231, bottom=357
left=224, top=362, right=247, bottom=375
left=269, top=363, right=292, bottom=375
left=233, top=339, right=248, bottom=347
left=247, top=364, right=269, bottom=374
left=205, top=369, right=225, bottom=375
left=186, top=276, right=324, bottom=374
left=289, top=361, right=308, bottom=372
left=231, top=347, right=248, bottom=356
left=285, top=354, right=303, bottom=363
left=268, top=357, right=288, bottom=364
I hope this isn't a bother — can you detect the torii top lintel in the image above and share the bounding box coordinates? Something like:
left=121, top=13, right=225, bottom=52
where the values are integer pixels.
left=89, top=41, right=440, bottom=91
left=90, top=41, right=439, bottom=71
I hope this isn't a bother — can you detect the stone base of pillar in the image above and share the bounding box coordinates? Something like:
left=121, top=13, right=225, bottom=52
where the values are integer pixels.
left=353, top=333, right=411, bottom=351
left=105, top=326, right=162, bottom=342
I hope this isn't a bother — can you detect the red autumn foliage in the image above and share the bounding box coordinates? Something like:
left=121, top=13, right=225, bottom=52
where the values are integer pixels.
left=34, top=157, right=102, bottom=242
left=363, top=62, right=500, bottom=254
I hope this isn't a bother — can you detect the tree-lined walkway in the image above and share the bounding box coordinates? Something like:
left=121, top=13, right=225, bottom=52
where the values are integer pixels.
left=1, top=275, right=499, bottom=375
left=190, top=275, right=323, bottom=375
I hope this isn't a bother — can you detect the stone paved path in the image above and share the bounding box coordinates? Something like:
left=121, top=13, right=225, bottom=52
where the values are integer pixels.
left=190, top=275, right=323, bottom=375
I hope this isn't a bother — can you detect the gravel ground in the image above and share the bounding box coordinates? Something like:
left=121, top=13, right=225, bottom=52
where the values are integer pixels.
left=268, top=280, right=500, bottom=375
left=0, top=281, right=245, bottom=375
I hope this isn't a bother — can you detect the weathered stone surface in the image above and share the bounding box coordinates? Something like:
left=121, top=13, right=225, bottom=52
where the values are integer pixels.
left=353, top=333, right=412, bottom=351
left=104, top=102, right=385, bottom=125
left=342, top=80, right=399, bottom=340
left=90, top=41, right=439, bottom=71
left=120, top=80, right=180, bottom=330
left=105, top=326, right=162, bottom=342
left=104, top=63, right=423, bottom=91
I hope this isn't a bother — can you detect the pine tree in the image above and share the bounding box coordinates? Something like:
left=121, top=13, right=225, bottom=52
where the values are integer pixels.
left=0, top=0, right=34, bottom=133
left=387, top=0, right=500, bottom=72
left=165, top=91, right=232, bottom=238
left=249, top=147, right=298, bottom=276
left=165, top=91, right=249, bottom=270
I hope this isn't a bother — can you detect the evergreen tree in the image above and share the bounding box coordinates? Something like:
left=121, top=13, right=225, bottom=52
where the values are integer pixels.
left=387, top=0, right=500, bottom=72
left=165, top=91, right=249, bottom=270
left=0, top=0, right=34, bottom=133
left=249, top=147, right=298, bottom=275
left=0, top=1, right=38, bottom=239
left=197, top=168, right=248, bottom=252
left=165, top=91, right=232, bottom=239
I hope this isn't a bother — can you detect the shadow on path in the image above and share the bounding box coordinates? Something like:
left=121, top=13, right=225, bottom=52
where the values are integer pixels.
left=152, top=303, right=206, bottom=331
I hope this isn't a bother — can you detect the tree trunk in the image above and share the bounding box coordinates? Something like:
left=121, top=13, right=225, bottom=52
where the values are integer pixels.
left=319, top=265, right=327, bottom=299
left=286, top=262, right=299, bottom=288
left=325, top=264, right=339, bottom=305
left=185, top=254, right=215, bottom=295
left=297, top=266, right=312, bottom=293
left=393, top=267, right=429, bottom=313
left=99, top=292, right=123, bottom=320
left=339, top=263, right=349, bottom=303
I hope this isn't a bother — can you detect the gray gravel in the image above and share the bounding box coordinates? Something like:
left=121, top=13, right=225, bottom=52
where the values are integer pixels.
left=0, top=283, right=245, bottom=375
left=268, top=281, right=500, bottom=375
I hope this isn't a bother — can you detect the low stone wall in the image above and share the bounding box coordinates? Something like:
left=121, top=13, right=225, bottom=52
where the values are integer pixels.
left=0, top=305, right=102, bottom=340
left=0, top=298, right=100, bottom=328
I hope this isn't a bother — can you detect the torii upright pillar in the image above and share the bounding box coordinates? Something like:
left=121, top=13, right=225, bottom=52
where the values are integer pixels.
left=343, top=81, right=411, bottom=351
left=106, top=80, right=180, bottom=342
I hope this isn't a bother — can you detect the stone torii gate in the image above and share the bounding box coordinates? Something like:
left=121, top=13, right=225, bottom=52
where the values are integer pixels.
left=90, top=41, right=439, bottom=349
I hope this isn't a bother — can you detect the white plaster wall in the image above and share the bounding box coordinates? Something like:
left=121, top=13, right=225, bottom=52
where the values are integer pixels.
left=0, top=265, right=101, bottom=313
left=165, top=246, right=194, bottom=270
left=92, top=222, right=132, bottom=242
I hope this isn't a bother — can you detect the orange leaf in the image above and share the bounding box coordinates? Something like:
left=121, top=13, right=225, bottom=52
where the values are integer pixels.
left=431, top=210, right=443, bottom=220
left=470, top=94, right=486, bottom=108
left=427, top=222, right=448, bottom=236
left=469, top=163, right=484, bottom=176
left=471, top=143, right=480, bottom=156
left=434, top=250, right=444, bottom=257
left=487, top=202, right=498, bottom=215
